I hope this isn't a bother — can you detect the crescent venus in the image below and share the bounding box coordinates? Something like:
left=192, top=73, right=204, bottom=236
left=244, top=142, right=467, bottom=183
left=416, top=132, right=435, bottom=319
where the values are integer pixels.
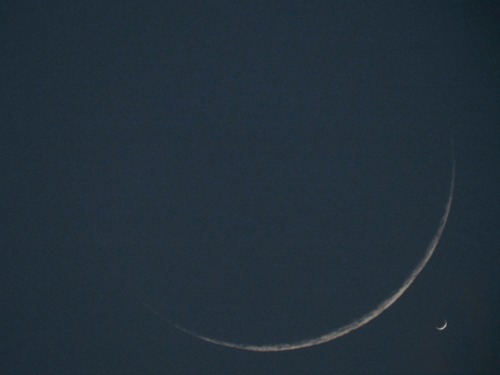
left=165, top=147, right=456, bottom=352
left=436, top=320, right=448, bottom=331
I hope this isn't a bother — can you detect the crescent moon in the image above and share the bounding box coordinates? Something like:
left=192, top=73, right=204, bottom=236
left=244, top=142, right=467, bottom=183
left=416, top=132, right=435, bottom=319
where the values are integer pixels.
left=436, top=320, right=448, bottom=331
left=166, top=148, right=456, bottom=352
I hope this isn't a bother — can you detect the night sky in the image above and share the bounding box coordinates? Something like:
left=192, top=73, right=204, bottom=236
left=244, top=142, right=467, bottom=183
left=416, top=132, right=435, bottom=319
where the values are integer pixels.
left=1, top=1, right=498, bottom=374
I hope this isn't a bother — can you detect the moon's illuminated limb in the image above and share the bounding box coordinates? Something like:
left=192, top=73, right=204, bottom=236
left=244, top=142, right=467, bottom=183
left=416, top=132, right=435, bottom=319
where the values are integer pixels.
left=165, top=153, right=456, bottom=352
left=436, top=320, right=448, bottom=331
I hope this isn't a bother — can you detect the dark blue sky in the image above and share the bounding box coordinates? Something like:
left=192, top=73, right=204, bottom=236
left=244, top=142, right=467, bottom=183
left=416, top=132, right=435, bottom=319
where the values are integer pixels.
left=1, top=1, right=498, bottom=374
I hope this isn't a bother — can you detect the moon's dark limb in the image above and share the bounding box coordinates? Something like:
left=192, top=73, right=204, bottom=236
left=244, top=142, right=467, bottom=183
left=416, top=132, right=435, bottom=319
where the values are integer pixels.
left=165, top=149, right=456, bottom=352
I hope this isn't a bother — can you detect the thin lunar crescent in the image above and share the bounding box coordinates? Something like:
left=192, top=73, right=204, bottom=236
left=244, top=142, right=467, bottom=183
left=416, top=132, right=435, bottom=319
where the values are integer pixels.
left=436, top=320, right=448, bottom=331
left=164, top=149, right=456, bottom=352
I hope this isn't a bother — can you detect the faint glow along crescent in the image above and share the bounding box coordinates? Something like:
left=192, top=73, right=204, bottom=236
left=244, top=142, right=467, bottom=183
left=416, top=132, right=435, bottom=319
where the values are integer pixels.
left=168, top=149, right=456, bottom=352
left=436, top=320, right=448, bottom=330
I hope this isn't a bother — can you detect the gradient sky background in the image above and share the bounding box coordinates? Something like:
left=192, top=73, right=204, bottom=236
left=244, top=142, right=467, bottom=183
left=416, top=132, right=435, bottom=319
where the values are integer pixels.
left=1, top=1, right=498, bottom=374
